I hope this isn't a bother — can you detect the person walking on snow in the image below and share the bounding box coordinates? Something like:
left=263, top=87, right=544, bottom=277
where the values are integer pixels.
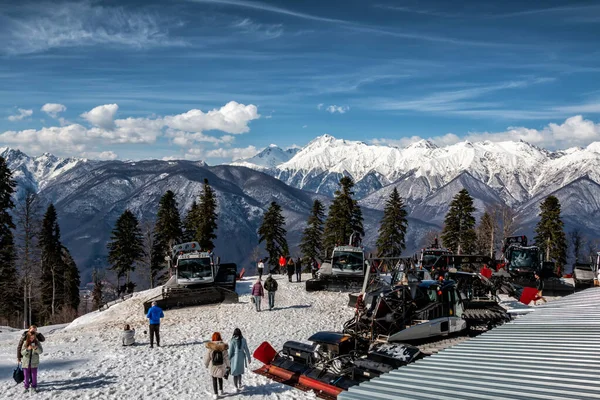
left=228, top=328, right=252, bottom=392
left=264, top=273, right=278, bottom=310
left=146, top=301, right=164, bottom=348
left=21, top=332, right=43, bottom=394
left=295, top=257, right=302, bottom=282
left=287, top=258, right=295, bottom=283
left=204, top=332, right=231, bottom=399
left=279, top=255, right=286, bottom=275
left=257, top=258, right=265, bottom=279
left=251, top=278, right=265, bottom=311
left=17, top=325, right=45, bottom=364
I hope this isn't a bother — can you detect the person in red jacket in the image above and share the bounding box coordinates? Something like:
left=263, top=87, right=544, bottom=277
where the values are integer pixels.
left=251, top=278, right=265, bottom=312
left=278, top=255, right=286, bottom=275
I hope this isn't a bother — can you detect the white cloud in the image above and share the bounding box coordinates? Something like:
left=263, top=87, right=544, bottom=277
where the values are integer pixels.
left=41, top=103, right=67, bottom=118
left=7, top=108, right=33, bottom=121
left=302, top=125, right=308, bottom=128
left=206, top=145, right=259, bottom=161
left=326, top=105, right=350, bottom=114
left=81, top=150, right=118, bottom=160
left=1, top=1, right=186, bottom=55
left=163, top=101, right=260, bottom=134
left=0, top=101, right=260, bottom=158
left=81, top=104, right=119, bottom=130
left=371, top=116, right=600, bottom=150
left=317, top=103, right=324, bottom=110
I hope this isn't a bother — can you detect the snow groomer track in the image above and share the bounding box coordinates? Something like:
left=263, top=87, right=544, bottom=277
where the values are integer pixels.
left=339, top=288, right=600, bottom=400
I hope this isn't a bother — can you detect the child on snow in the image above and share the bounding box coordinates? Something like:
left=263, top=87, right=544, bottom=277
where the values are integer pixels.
left=122, top=324, right=136, bottom=346
left=21, top=332, right=43, bottom=394
left=204, top=332, right=231, bottom=399
left=228, top=328, right=252, bottom=392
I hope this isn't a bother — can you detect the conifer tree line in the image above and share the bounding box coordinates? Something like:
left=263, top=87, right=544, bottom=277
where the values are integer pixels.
left=0, top=156, right=80, bottom=328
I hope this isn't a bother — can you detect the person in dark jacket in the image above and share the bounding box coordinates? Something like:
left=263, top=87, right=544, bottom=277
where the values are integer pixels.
left=204, top=332, right=231, bottom=399
left=228, top=328, right=251, bottom=392
left=263, top=274, right=278, bottom=310
left=146, top=301, right=164, bottom=347
left=311, top=258, right=319, bottom=279
left=287, top=258, right=295, bottom=282
left=251, top=278, right=265, bottom=311
left=534, top=272, right=547, bottom=305
left=295, top=257, right=302, bottom=282
left=17, top=325, right=45, bottom=363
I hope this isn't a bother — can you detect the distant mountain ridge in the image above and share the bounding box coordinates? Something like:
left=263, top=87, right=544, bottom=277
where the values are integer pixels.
left=3, top=134, right=600, bottom=283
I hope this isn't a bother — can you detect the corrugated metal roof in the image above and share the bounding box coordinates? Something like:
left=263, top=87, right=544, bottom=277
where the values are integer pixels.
left=340, top=288, right=600, bottom=400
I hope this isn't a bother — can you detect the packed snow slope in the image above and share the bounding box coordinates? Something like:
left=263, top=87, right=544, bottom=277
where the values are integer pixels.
left=0, top=274, right=354, bottom=400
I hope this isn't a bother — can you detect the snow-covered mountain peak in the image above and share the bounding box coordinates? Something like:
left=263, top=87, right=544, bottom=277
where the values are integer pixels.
left=231, top=144, right=299, bottom=169
left=586, top=142, right=600, bottom=153
left=405, top=139, right=437, bottom=150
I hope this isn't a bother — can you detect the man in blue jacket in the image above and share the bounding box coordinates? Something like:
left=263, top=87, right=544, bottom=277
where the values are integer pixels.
left=146, top=301, right=164, bottom=348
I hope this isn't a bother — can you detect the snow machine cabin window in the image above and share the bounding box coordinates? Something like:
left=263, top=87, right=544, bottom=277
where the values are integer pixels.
left=177, top=258, right=212, bottom=280
left=332, top=251, right=363, bottom=271
left=421, top=253, right=440, bottom=269
left=509, top=248, right=538, bottom=270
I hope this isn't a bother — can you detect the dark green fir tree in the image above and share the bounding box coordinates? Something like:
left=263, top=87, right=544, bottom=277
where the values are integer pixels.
left=375, top=188, right=408, bottom=258
left=258, top=201, right=289, bottom=269
left=300, top=199, right=325, bottom=262
left=441, top=189, right=477, bottom=254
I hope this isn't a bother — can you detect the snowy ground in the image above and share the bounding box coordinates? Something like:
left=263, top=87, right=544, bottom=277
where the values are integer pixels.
left=0, top=274, right=355, bottom=399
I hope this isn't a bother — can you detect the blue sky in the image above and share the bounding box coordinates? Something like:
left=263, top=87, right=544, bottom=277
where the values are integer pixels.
left=1, top=0, right=600, bottom=163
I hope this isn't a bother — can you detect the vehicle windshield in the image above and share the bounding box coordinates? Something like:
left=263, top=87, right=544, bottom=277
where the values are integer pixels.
left=332, top=251, right=364, bottom=271
left=178, top=258, right=212, bottom=279
left=508, top=248, right=538, bottom=270
left=422, top=254, right=440, bottom=268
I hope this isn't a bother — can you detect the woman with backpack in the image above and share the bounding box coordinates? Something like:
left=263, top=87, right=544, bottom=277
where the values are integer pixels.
left=21, top=332, right=43, bottom=394
left=204, top=332, right=230, bottom=399
left=228, top=328, right=252, bottom=393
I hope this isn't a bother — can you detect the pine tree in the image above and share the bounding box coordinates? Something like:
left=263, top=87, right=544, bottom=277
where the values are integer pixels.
left=196, top=179, right=218, bottom=251
left=139, top=221, right=155, bottom=289
left=322, top=176, right=364, bottom=258
left=183, top=200, right=199, bottom=242
left=61, top=247, right=80, bottom=312
left=441, top=189, right=477, bottom=254
left=375, top=188, right=408, bottom=258
left=151, top=191, right=183, bottom=285
left=107, top=210, right=143, bottom=291
left=258, top=201, right=289, bottom=269
left=300, top=200, right=325, bottom=262
left=15, top=191, right=41, bottom=328
left=91, top=268, right=103, bottom=310
left=0, top=156, right=19, bottom=326
left=534, top=195, right=567, bottom=269
left=39, top=204, right=63, bottom=321
left=476, top=211, right=498, bottom=258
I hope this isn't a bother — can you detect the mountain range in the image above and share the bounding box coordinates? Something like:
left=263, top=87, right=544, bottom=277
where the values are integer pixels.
left=3, top=135, right=600, bottom=284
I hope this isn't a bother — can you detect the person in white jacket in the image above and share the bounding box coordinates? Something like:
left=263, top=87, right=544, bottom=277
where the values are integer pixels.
left=122, top=324, right=135, bottom=346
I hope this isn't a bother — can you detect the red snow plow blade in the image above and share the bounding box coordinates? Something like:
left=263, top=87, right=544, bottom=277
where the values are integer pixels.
left=252, top=341, right=342, bottom=399
left=519, top=287, right=540, bottom=305
left=253, top=341, right=277, bottom=365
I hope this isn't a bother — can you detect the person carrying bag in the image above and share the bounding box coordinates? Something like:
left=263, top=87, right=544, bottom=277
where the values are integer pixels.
left=13, top=362, right=24, bottom=384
